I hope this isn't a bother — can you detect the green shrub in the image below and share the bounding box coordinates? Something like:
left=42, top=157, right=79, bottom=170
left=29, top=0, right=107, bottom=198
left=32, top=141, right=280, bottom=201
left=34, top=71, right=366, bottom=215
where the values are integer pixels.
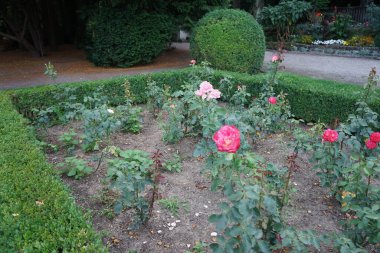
left=85, top=8, right=175, bottom=67
left=9, top=68, right=380, bottom=124
left=0, top=94, right=106, bottom=252
left=190, top=9, right=265, bottom=74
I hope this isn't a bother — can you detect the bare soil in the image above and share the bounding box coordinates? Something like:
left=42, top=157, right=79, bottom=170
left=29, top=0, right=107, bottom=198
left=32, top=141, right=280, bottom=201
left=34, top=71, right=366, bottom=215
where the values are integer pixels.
left=41, top=109, right=343, bottom=253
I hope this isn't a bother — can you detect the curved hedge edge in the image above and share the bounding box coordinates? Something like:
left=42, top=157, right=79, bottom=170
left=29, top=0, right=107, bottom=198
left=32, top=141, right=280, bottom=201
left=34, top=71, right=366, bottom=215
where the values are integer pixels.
left=0, top=93, right=107, bottom=252
left=7, top=66, right=379, bottom=123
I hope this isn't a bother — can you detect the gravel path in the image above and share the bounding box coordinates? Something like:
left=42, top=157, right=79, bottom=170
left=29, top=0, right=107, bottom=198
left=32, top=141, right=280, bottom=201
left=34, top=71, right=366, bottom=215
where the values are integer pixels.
left=0, top=42, right=379, bottom=89
left=265, top=51, right=380, bottom=85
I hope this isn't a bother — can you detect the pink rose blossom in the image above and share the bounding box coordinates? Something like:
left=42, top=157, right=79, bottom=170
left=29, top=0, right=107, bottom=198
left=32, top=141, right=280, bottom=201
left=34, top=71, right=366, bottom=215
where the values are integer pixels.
left=370, top=132, right=380, bottom=143
left=322, top=129, right=339, bottom=143
left=195, top=81, right=221, bottom=100
left=268, top=97, right=277, bottom=104
left=213, top=125, right=241, bottom=153
left=207, top=89, right=221, bottom=100
left=271, top=55, right=280, bottom=62
left=190, top=59, right=196, bottom=65
left=366, top=139, right=377, bottom=150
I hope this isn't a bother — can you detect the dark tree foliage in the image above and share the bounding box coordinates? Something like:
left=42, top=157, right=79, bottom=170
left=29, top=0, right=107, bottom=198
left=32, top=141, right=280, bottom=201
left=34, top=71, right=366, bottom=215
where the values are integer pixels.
left=0, top=0, right=231, bottom=56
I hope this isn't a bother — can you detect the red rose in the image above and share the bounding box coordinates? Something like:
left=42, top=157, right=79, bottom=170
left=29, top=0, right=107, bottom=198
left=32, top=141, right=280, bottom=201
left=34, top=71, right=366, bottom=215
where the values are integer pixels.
left=366, top=139, right=377, bottom=150
left=322, top=129, right=338, bottom=143
left=268, top=97, right=277, bottom=105
left=213, top=125, right=241, bottom=153
left=370, top=132, right=380, bottom=143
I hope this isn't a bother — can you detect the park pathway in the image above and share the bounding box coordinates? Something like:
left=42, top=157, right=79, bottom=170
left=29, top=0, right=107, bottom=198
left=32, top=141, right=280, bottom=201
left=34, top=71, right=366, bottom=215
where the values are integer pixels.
left=0, top=42, right=379, bottom=89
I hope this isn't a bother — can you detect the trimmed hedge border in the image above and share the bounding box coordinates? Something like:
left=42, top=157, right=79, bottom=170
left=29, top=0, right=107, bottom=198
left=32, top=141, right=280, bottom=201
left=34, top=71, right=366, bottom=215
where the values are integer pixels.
left=1, top=67, right=379, bottom=251
left=8, top=67, right=380, bottom=123
left=0, top=94, right=107, bottom=252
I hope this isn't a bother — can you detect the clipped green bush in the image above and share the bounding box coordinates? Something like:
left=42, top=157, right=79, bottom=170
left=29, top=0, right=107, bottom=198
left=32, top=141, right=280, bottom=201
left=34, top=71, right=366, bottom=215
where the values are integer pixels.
left=0, top=94, right=106, bottom=252
left=85, top=8, right=175, bottom=67
left=190, top=9, right=265, bottom=74
left=9, top=68, right=380, bottom=124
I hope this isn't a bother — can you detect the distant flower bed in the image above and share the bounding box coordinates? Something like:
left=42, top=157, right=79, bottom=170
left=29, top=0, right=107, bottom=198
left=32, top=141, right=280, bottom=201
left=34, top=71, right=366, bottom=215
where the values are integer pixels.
left=312, top=39, right=345, bottom=45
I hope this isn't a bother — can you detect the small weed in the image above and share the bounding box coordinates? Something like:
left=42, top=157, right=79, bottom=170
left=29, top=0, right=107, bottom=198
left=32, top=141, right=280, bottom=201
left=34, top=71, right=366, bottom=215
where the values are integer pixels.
left=163, top=153, right=182, bottom=173
left=158, top=197, right=189, bottom=217
left=58, top=130, right=79, bottom=153
left=185, top=241, right=208, bottom=253
left=58, top=156, right=93, bottom=179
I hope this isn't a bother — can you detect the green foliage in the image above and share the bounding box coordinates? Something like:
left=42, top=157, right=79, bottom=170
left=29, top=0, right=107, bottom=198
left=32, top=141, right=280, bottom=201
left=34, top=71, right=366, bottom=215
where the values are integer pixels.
left=368, top=4, right=380, bottom=47
left=158, top=197, right=189, bottom=217
left=191, top=9, right=265, bottom=73
left=81, top=106, right=121, bottom=152
left=107, top=149, right=153, bottom=229
left=163, top=153, right=182, bottom=173
left=0, top=93, right=106, bottom=252
left=113, top=103, right=143, bottom=134
left=310, top=70, right=380, bottom=249
left=259, top=0, right=311, bottom=44
left=85, top=8, right=175, bottom=67
left=58, top=130, right=79, bottom=153
left=146, top=79, right=169, bottom=117
left=44, top=61, right=57, bottom=80
left=58, top=156, right=93, bottom=180
left=328, top=14, right=352, bottom=40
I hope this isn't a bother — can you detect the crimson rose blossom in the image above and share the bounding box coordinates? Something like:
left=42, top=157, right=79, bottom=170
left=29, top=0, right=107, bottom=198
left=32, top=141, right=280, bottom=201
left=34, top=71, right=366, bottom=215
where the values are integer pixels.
left=366, top=139, right=377, bottom=150
left=268, top=97, right=277, bottom=104
left=213, top=125, right=241, bottom=153
left=322, top=129, right=338, bottom=143
left=370, top=132, right=380, bottom=143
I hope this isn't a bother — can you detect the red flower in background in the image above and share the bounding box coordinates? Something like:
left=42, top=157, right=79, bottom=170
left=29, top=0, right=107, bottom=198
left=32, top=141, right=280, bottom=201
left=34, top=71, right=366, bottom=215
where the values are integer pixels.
left=213, top=125, right=241, bottom=153
left=268, top=97, right=277, bottom=105
left=370, top=132, right=380, bottom=143
left=322, top=129, right=339, bottom=143
left=366, top=139, right=377, bottom=150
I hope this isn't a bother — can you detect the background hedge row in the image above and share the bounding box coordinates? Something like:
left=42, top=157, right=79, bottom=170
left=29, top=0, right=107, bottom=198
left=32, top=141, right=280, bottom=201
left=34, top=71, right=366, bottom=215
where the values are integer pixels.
left=0, top=94, right=107, bottom=252
left=9, top=67, right=379, bottom=123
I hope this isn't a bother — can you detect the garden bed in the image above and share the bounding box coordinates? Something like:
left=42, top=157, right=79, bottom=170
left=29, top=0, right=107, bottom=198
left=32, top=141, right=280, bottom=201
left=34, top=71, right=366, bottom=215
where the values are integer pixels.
left=40, top=108, right=342, bottom=252
left=266, top=41, right=380, bottom=59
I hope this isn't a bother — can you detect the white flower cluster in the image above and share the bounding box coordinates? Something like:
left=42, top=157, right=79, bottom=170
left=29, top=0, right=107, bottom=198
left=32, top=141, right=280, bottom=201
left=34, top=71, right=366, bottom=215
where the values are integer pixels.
left=312, top=39, right=345, bottom=45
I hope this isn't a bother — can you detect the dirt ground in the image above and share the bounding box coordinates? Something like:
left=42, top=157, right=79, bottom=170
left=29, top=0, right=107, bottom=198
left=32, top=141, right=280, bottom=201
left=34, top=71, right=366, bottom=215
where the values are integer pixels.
left=37, top=107, right=347, bottom=253
left=0, top=43, right=191, bottom=89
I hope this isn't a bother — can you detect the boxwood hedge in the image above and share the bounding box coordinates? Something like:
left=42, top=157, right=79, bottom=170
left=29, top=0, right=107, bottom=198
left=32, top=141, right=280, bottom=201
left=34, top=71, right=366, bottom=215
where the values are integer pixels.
left=9, top=68, right=379, bottom=123
left=1, top=67, right=378, bottom=251
left=0, top=94, right=107, bottom=252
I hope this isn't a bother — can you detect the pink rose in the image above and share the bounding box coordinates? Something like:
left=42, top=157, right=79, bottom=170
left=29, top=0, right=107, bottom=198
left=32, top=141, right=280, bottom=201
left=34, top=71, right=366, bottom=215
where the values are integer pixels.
left=271, top=55, right=280, bottom=62
left=370, top=132, right=380, bottom=143
left=366, top=139, right=377, bottom=150
left=322, top=129, right=339, bottom=143
left=190, top=59, right=196, bottom=65
left=268, top=97, right=277, bottom=104
left=207, top=89, right=221, bottom=100
left=213, top=125, right=241, bottom=153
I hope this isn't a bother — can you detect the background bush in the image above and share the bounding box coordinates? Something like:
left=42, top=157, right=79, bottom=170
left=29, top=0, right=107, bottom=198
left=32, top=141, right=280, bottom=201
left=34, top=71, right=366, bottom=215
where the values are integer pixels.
left=368, top=4, right=380, bottom=47
left=85, top=8, right=175, bottom=67
left=190, top=9, right=265, bottom=74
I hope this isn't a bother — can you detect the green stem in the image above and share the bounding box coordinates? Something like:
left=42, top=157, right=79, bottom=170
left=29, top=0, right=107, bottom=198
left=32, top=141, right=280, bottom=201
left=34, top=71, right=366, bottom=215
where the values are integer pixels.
left=366, top=175, right=371, bottom=197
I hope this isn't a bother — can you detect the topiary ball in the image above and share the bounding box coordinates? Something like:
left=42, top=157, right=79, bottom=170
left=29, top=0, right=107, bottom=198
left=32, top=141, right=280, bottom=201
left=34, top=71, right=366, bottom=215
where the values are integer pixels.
left=190, top=9, right=265, bottom=74
left=85, top=8, right=175, bottom=67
